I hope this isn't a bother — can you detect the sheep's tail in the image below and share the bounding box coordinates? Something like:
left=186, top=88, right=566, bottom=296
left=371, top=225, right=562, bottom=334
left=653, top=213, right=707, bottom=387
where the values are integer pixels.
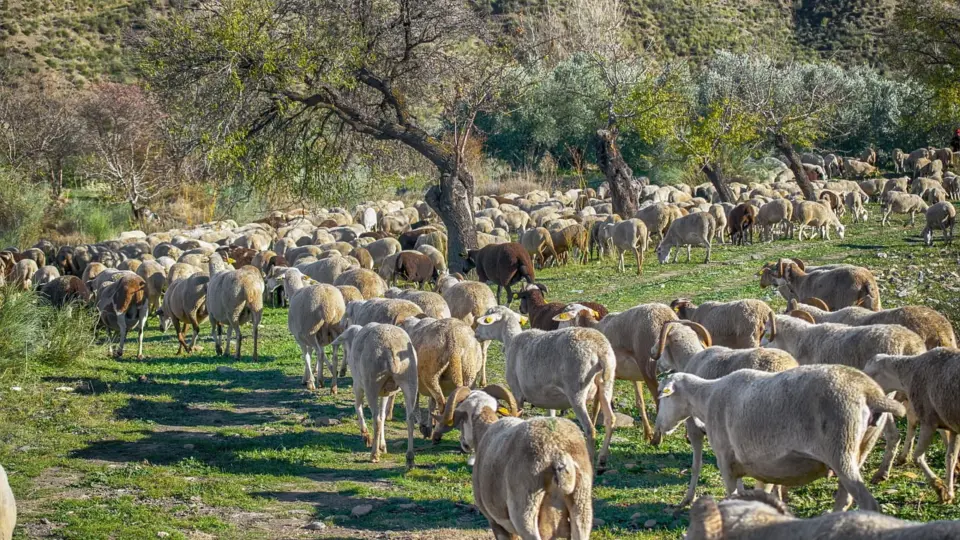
left=867, top=392, right=906, bottom=418
left=550, top=453, right=578, bottom=495
left=560, top=456, right=593, bottom=540
left=245, top=279, right=265, bottom=313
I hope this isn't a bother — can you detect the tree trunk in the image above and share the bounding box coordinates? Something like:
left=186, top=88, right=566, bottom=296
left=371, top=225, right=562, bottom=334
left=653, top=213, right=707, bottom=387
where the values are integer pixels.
left=701, top=163, right=735, bottom=203
left=774, top=133, right=816, bottom=200
left=425, top=167, right=479, bottom=275
left=596, top=129, right=640, bottom=218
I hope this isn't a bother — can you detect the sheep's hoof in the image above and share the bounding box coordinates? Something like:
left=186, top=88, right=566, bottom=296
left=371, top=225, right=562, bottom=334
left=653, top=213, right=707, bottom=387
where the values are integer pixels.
left=406, top=451, right=415, bottom=470
left=419, top=424, right=433, bottom=439
left=895, top=456, right=910, bottom=467
left=190, top=346, right=202, bottom=352
left=304, top=381, right=316, bottom=391
left=136, top=354, right=144, bottom=361
left=870, top=471, right=888, bottom=485
left=371, top=455, right=380, bottom=463
left=330, top=386, right=338, bottom=396
left=933, top=479, right=950, bottom=503
left=362, top=432, right=372, bottom=447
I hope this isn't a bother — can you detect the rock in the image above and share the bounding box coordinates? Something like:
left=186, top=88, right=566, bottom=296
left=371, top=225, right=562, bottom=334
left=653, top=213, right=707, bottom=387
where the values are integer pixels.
left=613, top=412, right=635, bottom=428
left=644, top=519, right=658, bottom=528
left=157, top=533, right=170, bottom=538
left=397, top=503, right=417, bottom=510
left=55, top=386, right=74, bottom=392
left=602, top=469, right=618, bottom=477
left=352, top=504, right=374, bottom=518
left=305, top=521, right=327, bottom=531
left=877, top=252, right=888, bottom=259
left=315, top=417, right=340, bottom=427
left=624, top=463, right=637, bottom=470
left=630, top=512, right=644, bottom=521
left=10, top=386, right=21, bottom=391
left=183, top=444, right=195, bottom=450
left=138, top=375, right=149, bottom=383
left=593, top=519, right=605, bottom=528
left=216, top=366, right=238, bottom=374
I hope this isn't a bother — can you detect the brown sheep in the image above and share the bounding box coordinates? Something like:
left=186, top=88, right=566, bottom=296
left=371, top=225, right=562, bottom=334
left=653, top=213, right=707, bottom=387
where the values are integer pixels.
left=516, top=284, right=608, bottom=331
left=463, top=243, right=536, bottom=306
left=393, top=251, right=439, bottom=290
left=728, top=203, right=757, bottom=246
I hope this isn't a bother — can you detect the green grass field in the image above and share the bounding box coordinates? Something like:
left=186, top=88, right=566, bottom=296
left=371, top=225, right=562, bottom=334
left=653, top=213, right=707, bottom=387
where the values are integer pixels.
left=2, top=203, right=960, bottom=539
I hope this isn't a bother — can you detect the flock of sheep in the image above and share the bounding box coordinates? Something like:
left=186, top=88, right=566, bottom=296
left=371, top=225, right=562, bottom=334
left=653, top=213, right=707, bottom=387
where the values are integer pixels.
left=1, top=144, right=960, bottom=539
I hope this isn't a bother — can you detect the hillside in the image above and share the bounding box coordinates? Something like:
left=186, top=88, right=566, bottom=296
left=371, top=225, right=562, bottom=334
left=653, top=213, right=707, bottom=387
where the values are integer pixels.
left=0, top=0, right=900, bottom=87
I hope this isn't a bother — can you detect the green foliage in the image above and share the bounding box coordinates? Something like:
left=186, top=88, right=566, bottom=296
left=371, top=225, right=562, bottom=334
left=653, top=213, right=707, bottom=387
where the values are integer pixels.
left=61, top=198, right=131, bottom=241
left=0, top=287, right=97, bottom=378
left=0, top=168, right=48, bottom=249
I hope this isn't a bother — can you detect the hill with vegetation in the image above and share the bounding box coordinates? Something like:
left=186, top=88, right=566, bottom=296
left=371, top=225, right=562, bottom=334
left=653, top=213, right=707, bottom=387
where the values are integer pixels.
left=0, top=0, right=901, bottom=86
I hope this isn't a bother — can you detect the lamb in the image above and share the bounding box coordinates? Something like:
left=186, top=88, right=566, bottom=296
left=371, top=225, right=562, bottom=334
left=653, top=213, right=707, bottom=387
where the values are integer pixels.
left=430, top=386, right=593, bottom=539
left=515, top=284, right=607, bottom=331
left=794, top=201, right=845, bottom=241
left=385, top=288, right=451, bottom=319
left=892, top=148, right=907, bottom=173
left=788, top=299, right=956, bottom=349
left=728, top=203, right=757, bottom=245
left=611, top=219, right=648, bottom=275
left=392, top=250, right=439, bottom=289
left=284, top=268, right=346, bottom=392
left=881, top=192, right=928, bottom=227
left=333, top=268, right=387, bottom=299
left=96, top=273, right=150, bottom=359
left=475, top=306, right=616, bottom=469
left=757, top=199, right=793, bottom=241
left=656, top=212, right=715, bottom=264
left=330, top=323, right=418, bottom=468
left=764, top=260, right=881, bottom=311
left=463, top=243, right=536, bottom=305
left=399, top=316, right=483, bottom=439
left=39, top=276, right=91, bottom=307
left=0, top=464, right=14, bottom=540
left=651, top=321, right=798, bottom=507
left=206, top=253, right=264, bottom=361
left=520, top=227, right=559, bottom=268
left=670, top=298, right=774, bottom=348
left=654, top=365, right=905, bottom=512
left=686, top=490, right=960, bottom=539
left=157, top=273, right=210, bottom=355
left=136, top=260, right=167, bottom=318
left=865, top=349, right=960, bottom=503
left=553, top=303, right=677, bottom=441
left=922, top=201, right=956, bottom=246
left=844, top=191, right=869, bottom=223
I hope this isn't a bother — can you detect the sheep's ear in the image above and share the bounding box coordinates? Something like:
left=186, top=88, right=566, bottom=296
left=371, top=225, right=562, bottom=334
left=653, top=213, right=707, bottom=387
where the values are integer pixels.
left=553, top=312, right=573, bottom=322
left=478, top=313, right=501, bottom=325
left=659, top=381, right=676, bottom=399
left=590, top=310, right=600, bottom=319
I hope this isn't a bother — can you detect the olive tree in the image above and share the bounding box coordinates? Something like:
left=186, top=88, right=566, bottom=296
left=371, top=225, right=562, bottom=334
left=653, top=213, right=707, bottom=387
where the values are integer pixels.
left=143, top=0, right=519, bottom=273
left=704, top=52, right=858, bottom=199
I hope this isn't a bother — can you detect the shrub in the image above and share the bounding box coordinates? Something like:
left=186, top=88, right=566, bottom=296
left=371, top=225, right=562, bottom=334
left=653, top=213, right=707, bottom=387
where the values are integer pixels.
left=0, top=287, right=98, bottom=377
left=0, top=168, right=49, bottom=249
left=59, top=198, right=130, bottom=241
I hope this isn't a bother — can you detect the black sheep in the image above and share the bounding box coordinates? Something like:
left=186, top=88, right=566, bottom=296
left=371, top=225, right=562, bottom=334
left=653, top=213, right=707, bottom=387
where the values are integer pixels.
left=463, top=242, right=535, bottom=306
left=394, top=251, right=439, bottom=289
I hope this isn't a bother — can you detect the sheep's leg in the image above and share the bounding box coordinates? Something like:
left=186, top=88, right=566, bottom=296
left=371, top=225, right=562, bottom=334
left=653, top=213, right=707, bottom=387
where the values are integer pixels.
left=570, top=395, right=597, bottom=467
left=512, top=488, right=547, bottom=540
left=251, top=310, right=261, bottom=362
left=632, top=381, right=654, bottom=442
left=376, top=394, right=390, bottom=456
left=596, top=376, right=615, bottom=471
left=384, top=394, right=396, bottom=421
left=300, top=343, right=316, bottom=391
left=634, top=248, right=642, bottom=276
left=404, top=388, right=417, bottom=469
left=212, top=321, right=223, bottom=356
left=704, top=241, right=711, bottom=264
left=116, top=312, right=128, bottom=358
left=717, top=455, right=740, bottom=497
left=617, top=249, right=624, bottom=273
left=872, top=415, right=902, bottom=484
left=914, top=424, right=950, bottom=502
left=173, top=319, right=188, bottom=355
left=314, top=341, right=325, bottom=389
left=223, top=323, right=233, bottom=358
left=685, top=244, right=691, bottom=262
left=355, top=385, right=371, bottom=448
left=945, top=430, right=960, bottom=503
left=479, top=340, right=490, bottom=387
left=487, top=521, right=513, bottom=540
left=677, top=417, right=704, bottom=509
left=136, top=306, right=148, bottom=360
left=896, top=405, right=918, bottom=466
left=188, top=322, right=202, bottom=352
left=832, top=454, right=878, bottom=512
left=235, top=324, right=244, bottom=360
left=495, top=285, right=503, bottom=306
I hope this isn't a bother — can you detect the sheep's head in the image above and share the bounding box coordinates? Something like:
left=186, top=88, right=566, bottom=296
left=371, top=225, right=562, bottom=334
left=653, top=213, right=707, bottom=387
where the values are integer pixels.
left=835, top=222, right=846, bottom=239
left=431, top=384, right=520, bottom=451
left=330, top=324, right=362, bottom=366
left=475, top=306, right=527, bottom=341
left=669, top=298, right=696, bottom=319
left=655, top=241, right=670, bottom=264
left=652, top=374, right=693, bottom=447
left=157, top=307, right=173, bottom=333
left=863, top=354, right=905, bottom=394
left=552, top=304, right=599, bottom=328
left=759, top=312, right=778, bottom=346
left=651, top=320, right=711, bottom=374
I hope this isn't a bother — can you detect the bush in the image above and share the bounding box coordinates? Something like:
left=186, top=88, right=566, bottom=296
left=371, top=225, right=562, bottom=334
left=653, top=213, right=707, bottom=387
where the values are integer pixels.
left=0, top=287, right=98, bottom=378
left=0, top=168, right=49, bottom=249
left=59, top=198, right=130, bottom=241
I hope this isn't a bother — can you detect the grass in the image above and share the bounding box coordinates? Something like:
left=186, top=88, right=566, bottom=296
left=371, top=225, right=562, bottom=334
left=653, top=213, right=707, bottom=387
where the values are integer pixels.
left=2, top=202, right=960, bottom=539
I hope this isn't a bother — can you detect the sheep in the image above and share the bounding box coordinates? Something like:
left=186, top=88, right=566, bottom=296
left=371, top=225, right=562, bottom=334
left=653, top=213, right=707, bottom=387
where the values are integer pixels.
left=844, top=190, right=869, bottom=223
left=415, top=244, right=447, bottom=275
left=922, top=201, right=956, bottom=246
left=206, top=253, right=264, bottom=361
left=475, top=306, right=616, bottom=469
left=865, top=349, right=960, bottom=503
left=136, top=260, right=167, bottom=319
left=333, top=268, right=387, bottom=299
left=515, top=284, right=607, bottom=331
left=520, top=227, right=558, bottom=269
left=0, top=464, right=14, bottom=540
left=31, top=265, right=60, bottom=290
left=757, top=199, right=793, bottom=241
left=892, top=148, right=907, bottom=173
left=763, top=260, right=881, bottom=311
left=330, top=323, right=418, bottom=468
left=686, top=490, right=960, bottom=540
left=10, top=259, right=37, bottom=290
left=611, top=219, right=648, bottom=275
left=788, top=299, right=956, bottom=350
left=635, top=202, right=676, bottom=241
left=553, top=303, right=676, bottom=441
left=670, top=299, right=774, bottom=348
left=157, top=273, right=210, bottom=355
left=97, top=273, right=150, bottom=359
left=463, top=243, right=536, bottom=306
left=392, top=250, right=439, bottom=289
left=655, top=212, right=715, bottom=264
left=430, top=386, right=593, bottom=539
left=794, top=201, right=845, bottom=241
left=651, top=321, right=798, bottom=508
left=549, top=224, right=589, bottom=265
left=728, top=203, right=757, bottom=245
left=708, top=204, right=727, bottom=244
left=284, top=268, right=346, bottom=392
left=385, top=287, right=451, bottom=319
left=364, top=237, right=402, bottom=268
left=944, top=173, right=960, bottom=199
left=344, top=297, right=423, bottom=327
left=166, top=262, right=200, bottom=287
left=881, top=192, right=928, bottom=227
left=655, top=365, right=904, bottom=512
left=399, top=316, right=483, bottom=439
left=39, top=276, right=91, bottom=307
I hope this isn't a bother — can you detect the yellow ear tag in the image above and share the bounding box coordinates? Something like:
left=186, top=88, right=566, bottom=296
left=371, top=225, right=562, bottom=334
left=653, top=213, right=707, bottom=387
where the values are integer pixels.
left=592, top=310, right=600, bottom=319
left=660, top=386, right=674, bottom=398
left=519, top=316, right=528, bottom=325
left=483, top=316, right=494, bottom=324
left=496, top=407, right=510, bottom=416
left=556, top=312, right=571, bottom=321
left=445, top=418, right=454, bottom=427
left=227, top=258, right=236, bottom=264
left=673, top=306, right=680, bottom=313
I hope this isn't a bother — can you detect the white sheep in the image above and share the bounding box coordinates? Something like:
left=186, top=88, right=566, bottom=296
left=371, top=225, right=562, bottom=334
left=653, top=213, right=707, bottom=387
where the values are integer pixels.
left=207, top=253, right=264, bottom=360
left=655, top=212, right=715, bottom=264
left=284, top=268, right=346, bottom=392
left=0, top=464, right=15, bottom=540
left=331, top=323, right=418, bottom=468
